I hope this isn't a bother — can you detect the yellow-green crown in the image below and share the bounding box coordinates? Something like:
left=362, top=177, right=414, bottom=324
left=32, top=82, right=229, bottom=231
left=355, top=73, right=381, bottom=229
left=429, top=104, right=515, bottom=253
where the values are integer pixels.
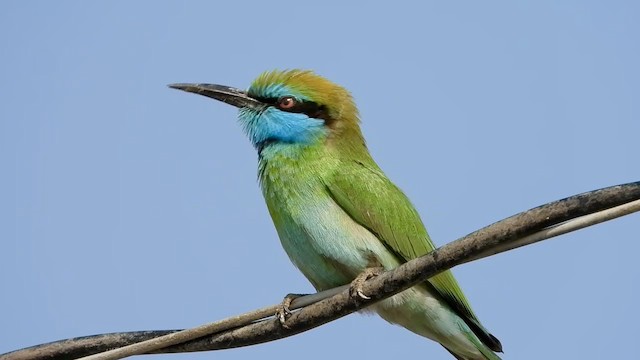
left=248, top=69, right=360, bottom=124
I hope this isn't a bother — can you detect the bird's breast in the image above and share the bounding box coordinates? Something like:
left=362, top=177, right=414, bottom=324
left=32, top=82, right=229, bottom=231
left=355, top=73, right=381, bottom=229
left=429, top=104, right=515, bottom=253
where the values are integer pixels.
left=259, top=153, right=400, bottom=291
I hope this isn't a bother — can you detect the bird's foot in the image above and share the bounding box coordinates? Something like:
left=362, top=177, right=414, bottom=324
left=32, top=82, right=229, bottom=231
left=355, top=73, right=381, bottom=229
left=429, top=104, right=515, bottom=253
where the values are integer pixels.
left=276, top=293, right=307, bottom=328
left=349, top=267, right=385, bottom=300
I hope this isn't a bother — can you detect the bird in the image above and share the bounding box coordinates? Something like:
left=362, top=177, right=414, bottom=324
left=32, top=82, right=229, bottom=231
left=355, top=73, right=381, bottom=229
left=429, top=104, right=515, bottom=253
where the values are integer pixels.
left=169, top=70, right=502, bottom=360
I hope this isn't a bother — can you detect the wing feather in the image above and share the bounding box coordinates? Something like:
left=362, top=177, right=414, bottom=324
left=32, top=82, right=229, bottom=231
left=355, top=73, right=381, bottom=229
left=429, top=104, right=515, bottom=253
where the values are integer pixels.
left=324, top=159, right=502, bottom=352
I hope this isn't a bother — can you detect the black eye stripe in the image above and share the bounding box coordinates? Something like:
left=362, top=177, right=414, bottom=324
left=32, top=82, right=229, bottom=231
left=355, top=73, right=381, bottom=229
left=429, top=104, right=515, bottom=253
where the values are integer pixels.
left=252, top=96, right=278, bottom=105
left=283, top=101, right=324, bottom=116
left=253, top=96, right=327, bottom=119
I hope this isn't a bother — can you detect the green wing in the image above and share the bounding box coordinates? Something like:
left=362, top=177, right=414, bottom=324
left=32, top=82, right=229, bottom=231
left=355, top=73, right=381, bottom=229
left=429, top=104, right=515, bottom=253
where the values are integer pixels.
left=324, top=159, right=501, bottom=352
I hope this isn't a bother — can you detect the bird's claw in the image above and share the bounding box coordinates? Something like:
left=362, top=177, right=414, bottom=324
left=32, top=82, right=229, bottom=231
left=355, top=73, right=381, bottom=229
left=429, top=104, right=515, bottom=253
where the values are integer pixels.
left=349, top=267, right=385, bottom=301
left=276, top=293, right=306, bottom=328
left=356, top=288, right=371, bottom=300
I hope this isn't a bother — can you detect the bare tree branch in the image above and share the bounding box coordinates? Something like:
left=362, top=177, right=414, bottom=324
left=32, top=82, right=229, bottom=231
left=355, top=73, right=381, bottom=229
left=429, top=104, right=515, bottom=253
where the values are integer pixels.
left=2, top=181, right=639, bottom=360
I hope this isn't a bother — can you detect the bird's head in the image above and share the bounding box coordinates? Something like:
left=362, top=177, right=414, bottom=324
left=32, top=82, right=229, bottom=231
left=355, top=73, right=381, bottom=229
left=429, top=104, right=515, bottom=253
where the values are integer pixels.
left=170, top=70, right=362, bottom=151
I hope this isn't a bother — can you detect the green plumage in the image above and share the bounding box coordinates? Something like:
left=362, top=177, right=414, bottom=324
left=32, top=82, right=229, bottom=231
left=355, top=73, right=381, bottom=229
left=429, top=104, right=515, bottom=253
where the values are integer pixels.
left=259, top=136, right=501, bottom=360
left=171, top=69, right=502, bottom=360
left=325, top=155, right=500, bottom=349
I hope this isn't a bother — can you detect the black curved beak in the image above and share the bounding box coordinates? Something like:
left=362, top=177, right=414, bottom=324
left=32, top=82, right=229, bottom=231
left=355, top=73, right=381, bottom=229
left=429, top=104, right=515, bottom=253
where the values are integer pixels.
left=168, top=83, right=264, bottom=110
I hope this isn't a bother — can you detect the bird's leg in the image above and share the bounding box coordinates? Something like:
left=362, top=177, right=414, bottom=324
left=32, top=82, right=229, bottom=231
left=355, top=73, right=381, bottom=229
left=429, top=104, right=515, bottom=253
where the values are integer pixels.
left=349, top=267, right=385, bottom=300
left=276, top=293, right=307, bottom=327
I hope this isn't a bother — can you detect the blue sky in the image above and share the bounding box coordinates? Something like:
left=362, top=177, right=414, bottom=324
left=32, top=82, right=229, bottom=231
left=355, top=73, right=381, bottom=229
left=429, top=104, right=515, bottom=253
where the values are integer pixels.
left=1, top=1, right=639, bottom=359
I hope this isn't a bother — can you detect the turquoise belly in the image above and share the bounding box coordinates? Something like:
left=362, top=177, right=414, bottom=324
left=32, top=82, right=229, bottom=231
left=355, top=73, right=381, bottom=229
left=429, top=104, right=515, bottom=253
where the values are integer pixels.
left=267, top=195, right=400, bottom=291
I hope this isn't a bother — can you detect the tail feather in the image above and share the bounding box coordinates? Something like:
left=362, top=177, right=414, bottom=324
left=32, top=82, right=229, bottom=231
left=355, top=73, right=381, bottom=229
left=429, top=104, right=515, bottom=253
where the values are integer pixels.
left=463, top=317, right=503, bottom=353
left=432, top=284, right=502, bottom=353
left=443, top=346, right=466, bottom=360
left=462, top=329, right=503, bottom=360
left=442, top=327, right=503, bottom=360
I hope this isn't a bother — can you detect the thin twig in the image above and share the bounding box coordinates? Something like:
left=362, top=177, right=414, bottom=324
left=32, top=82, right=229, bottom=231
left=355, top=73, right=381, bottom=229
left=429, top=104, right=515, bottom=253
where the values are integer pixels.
left=73, top=287, right=348, bottom=360
left=2, top=181, right=639, bottom=360
left=84, top=198, right=640, bottom=360
left=465, top=198, right=640, bottom=262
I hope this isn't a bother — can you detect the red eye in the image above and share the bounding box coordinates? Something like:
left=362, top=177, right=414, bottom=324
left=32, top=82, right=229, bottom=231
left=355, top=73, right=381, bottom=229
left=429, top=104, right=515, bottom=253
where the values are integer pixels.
left=278, top=96, right=297, bottom=109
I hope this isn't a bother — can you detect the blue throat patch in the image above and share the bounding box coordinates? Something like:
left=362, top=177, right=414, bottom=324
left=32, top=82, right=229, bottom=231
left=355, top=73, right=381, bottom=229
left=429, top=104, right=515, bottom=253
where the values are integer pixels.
left=238, top=84, right=328, bottom=151
left=238, top=107, right=327, bottom=150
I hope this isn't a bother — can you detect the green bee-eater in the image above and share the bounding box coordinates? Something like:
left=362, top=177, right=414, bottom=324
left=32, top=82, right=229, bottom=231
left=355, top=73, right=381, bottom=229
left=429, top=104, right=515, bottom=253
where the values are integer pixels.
left=170, top=70, right=502, bottom=360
